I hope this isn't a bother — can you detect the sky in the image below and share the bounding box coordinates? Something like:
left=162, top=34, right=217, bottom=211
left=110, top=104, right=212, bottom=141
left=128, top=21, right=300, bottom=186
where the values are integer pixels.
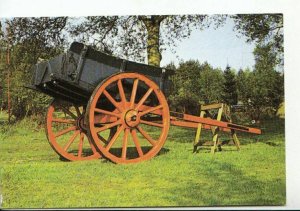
left=161, top=18, right=256, bottom=71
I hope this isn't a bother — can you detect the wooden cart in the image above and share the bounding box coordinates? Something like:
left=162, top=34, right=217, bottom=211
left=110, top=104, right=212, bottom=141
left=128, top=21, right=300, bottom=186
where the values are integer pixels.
left=30, top=42, right=261, bottom=164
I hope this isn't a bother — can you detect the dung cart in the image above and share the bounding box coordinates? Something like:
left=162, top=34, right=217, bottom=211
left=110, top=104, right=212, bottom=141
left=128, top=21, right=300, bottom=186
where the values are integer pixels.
left=30, top=42, right=261, bottom=164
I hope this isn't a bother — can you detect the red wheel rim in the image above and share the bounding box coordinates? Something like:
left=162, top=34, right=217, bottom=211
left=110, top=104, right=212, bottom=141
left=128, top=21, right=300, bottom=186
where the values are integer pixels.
left=87, top=73, right=170, bottom=164
left=46, top=99, right=101, bottom=161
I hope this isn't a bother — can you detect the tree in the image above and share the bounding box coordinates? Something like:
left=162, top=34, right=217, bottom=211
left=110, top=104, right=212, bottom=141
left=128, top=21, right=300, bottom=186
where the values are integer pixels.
left=1, top=17, right=67, bottom=120
left=70, top=15, right=214, bottom=67
left=198, top=62, right=224, bottom=104
left=0, top=22, right=3, bottom=37
left=236, top=68, right=252, bottom=106
left=251, top=43, right=284, bottom=118
left=222, top=65, right=238, bottom=106
left=236, top=44, right=284, bottom=122
left=0, top=22, right=3, bottom=96
left=169, top=60, right=224, bottom=114
left=232, top=14, right=283, bottom=65
left=168, top=60, right=202, bottom=114
left=7, top=17, right=67, bottom=66
left=0, top=22, right=8, bottom=112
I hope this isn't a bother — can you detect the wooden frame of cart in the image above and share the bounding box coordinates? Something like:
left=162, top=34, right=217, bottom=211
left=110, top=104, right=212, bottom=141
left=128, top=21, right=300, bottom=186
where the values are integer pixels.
left=30, top=42, right=261, bottom=164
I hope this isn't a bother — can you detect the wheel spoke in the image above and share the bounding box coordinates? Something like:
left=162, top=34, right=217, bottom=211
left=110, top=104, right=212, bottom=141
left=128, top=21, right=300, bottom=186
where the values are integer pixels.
left=60, top=106, right=77, bottom=120
left=97, top=134, right=109, bottom=145
left=140, top=120, right=163, bottom=128
left=105, top=125, right=124, bottom=151
left=52, top=118, right=76, bottom=124
left=103, top=89, right=122, bottom=112
left=87, top=136, right=98, bottom=154
left=117, top=79, right=127, bottom=107
left=122, top=128, right=129, bottom=159
left=74, top=106, right=81, bottom=116
left=137, top=126, right=157, bottom=146
left=108, top=126, right=117, bottom=141
left=55, top=126, right=77, bottom=138
left=94, top=108, right=120, bottom=117
left=78, top=133, right=84, bottom=157
left=95, top=120, right=121, bottom=133
left=47, top=99, right=102, bottom=161
left=131, top=129, right=144, bottom=157
left=63, top=130, right=80, bottom=151
left=130, top=79, right=139, bottom=108
left=139, top=105, right=163, bottom=117
left=135, top=88, right=153, bottom=110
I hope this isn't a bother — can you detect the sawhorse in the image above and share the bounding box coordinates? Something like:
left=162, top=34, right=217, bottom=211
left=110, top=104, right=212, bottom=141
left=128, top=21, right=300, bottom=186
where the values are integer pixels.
left=193, top=103, right=241, bottom=153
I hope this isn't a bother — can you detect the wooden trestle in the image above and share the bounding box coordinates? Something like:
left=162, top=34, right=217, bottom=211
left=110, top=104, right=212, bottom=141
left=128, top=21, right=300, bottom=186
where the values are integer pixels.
left=169, top=103, right=261, bottom=153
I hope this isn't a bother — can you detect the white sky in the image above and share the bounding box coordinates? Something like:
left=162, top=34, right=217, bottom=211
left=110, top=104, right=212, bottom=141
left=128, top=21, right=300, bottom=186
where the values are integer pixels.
left=1, top=0, right=300, bottom=209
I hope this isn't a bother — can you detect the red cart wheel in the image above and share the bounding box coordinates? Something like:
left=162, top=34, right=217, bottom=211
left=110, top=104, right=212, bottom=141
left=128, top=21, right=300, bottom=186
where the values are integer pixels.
left=87, top=72, right=170, bottom=164
left=46, top=99, right=101, bottom=161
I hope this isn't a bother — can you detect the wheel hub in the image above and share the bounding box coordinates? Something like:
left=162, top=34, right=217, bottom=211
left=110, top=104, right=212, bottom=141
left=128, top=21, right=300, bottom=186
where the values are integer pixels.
left=124, top=109, right=140, bottom=128
left=76, top=115, right=87, bottom=132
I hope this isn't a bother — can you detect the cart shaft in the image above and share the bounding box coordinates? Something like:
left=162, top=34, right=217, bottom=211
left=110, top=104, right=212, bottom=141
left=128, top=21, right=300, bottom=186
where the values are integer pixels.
left=93, top=104, right=261, bottom=135
left=169, top=111, right=261, bottom=134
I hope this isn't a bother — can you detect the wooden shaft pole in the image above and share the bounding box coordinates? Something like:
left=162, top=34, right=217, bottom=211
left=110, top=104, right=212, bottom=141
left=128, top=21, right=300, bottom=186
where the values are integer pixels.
left=170, top=111, right=261, bottom=134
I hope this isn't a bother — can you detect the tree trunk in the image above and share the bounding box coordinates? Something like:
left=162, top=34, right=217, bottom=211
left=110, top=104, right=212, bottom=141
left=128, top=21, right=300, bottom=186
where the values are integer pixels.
left=146, top=22, right=161, bottom=67
left=141, top=16, right=163, bottom=67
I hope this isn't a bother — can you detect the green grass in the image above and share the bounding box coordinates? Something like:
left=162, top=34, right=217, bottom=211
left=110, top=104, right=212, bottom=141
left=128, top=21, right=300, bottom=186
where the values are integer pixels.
left=0, top=111, right=7, bottom=123
left=0, top=116, right=285, bottom=208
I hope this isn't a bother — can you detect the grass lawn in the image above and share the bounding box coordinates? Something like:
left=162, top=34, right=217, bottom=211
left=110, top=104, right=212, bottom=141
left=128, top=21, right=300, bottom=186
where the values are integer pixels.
left=0, top=113, right=285, bottom=208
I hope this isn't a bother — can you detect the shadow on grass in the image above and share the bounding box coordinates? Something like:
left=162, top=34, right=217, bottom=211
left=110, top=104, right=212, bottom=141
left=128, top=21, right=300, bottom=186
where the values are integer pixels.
left=194, top=147, right=239, bottom=154
left=163, top=159, right=286, bottom=206
left=61, top=147, right=170, bottom=162
left=264, top=141, right=282, bottom=147
left=108, top=146, right=169, bottom=159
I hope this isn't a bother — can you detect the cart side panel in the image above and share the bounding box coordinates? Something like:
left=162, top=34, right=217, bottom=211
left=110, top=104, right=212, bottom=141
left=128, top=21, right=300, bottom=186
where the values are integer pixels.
left=30, top=42, right=174, bottom=104
left=69, top=42, right=173, bottom=93
left=79, top=58, right=120, bottom=89
left=32, top=54, right=65, bottom=86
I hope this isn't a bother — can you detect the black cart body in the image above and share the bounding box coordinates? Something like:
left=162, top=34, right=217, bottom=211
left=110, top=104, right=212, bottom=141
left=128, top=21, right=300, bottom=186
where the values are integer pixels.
left=30, top=42, right=173, bottom=104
